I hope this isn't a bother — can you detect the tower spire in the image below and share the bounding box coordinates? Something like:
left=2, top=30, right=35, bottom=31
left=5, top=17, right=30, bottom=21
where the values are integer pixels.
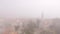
left=39, top=9, right=44, bottom=29
left=41, top=11, right=43, bottom=19
left=41, top=10, right=44, bottom=20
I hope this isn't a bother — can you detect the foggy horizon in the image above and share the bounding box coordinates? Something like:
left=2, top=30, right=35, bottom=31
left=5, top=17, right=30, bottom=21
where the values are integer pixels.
left=0, top=0, right=60, bottom=19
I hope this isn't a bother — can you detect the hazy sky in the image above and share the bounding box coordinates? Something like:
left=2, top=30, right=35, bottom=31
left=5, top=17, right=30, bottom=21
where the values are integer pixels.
left=0, top=0, right=60, bottom=18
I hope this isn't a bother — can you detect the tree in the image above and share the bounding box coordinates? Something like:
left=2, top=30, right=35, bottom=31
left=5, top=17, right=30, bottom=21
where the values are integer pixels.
left=24, top=20, right=37, bottom=34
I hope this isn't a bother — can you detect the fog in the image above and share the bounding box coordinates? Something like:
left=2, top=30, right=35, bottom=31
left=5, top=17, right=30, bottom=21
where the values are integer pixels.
left=0, top=0, right=60, bottom=18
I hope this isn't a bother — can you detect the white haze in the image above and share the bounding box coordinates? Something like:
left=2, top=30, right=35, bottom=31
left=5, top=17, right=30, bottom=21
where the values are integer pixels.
left=0, top=0, right=60, bottom=18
